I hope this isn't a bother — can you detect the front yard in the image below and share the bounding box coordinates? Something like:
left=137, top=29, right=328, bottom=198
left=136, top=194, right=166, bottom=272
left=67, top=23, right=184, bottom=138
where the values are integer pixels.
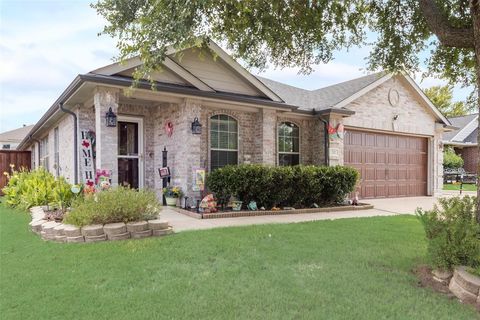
left=443, top=184, right=478, bottom=192
left=0, top=204, right=478, bottom=320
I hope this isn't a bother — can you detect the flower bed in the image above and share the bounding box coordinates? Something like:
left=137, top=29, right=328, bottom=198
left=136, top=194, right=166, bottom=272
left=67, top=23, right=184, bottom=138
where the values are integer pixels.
left=173, top=203, right=374, bottom=219
left=29, top=206, right=173, bottom=243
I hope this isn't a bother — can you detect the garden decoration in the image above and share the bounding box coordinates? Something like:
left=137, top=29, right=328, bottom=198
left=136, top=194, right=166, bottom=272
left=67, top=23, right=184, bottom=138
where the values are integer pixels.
left=162, top=186, right=183, bottom=206
left=247, top=201, right=258, bottom=211
left=96, top=169, right=111, bottom=190
left=199, top=194, right=217, bottom=213
left=231, top=200, right=243, bottom=211
left=164, top=121, right=174, bottom=137
left=80, top=130, right=95, bottom=186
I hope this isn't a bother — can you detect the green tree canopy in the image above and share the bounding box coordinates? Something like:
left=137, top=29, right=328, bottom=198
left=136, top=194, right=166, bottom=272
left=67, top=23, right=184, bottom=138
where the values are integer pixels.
left=424, top=85, right=469, bottom=117
left=93, top=0, right=480, bottom=220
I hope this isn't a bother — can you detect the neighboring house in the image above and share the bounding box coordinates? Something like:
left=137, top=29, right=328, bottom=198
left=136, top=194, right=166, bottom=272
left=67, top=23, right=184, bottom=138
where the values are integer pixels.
left=0, top=125, right=34, bottom=150
left=17, top=41, right=453, bottom=200
left=443, top=114, right=478, bottom=174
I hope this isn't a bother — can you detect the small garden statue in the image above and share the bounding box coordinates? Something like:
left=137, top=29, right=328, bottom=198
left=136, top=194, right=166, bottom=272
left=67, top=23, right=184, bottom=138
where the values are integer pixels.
left=199, top=194, right=217, bottom=213
left=247, top=201, right=258, bottom=211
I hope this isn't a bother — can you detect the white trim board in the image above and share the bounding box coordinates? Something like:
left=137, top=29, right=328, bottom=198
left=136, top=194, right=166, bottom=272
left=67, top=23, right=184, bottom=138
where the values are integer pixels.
left=450, top=115, right=478, bottom=142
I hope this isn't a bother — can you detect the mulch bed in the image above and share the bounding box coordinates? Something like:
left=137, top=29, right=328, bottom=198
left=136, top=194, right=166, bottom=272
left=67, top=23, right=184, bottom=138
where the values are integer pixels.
left=172, top=203, right=374, bottom=219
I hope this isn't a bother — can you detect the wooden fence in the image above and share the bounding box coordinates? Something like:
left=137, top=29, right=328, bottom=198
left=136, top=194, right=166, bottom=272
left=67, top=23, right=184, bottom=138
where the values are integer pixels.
left=0, top=150, right=31, bottom=195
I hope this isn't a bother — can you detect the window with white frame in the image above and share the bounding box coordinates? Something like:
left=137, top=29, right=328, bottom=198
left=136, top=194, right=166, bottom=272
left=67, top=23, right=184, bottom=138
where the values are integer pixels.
left=39, top=136, right=49, bottom=170
left=210, top=114, right=238, bottom=170
left=54, top=127, right=59, bottom=176
left=278, top=122, right=300, bottom=166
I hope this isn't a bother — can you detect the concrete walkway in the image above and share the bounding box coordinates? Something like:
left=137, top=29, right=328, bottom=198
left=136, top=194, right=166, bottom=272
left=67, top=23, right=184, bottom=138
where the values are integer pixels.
left=161, top=194, right=459, bottom=232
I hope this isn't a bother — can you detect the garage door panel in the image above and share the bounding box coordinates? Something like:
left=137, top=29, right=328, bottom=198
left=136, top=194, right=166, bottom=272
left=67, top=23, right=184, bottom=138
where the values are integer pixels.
left=345, top=129, right=428, bottom=199
left=375, top=151, right=386, bottom=164
left=364, top=167, right=376, bottom=181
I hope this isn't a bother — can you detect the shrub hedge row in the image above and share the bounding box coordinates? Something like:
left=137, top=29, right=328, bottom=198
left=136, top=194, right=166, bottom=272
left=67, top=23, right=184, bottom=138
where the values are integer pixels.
left=206, top=164, right=359, bottom=209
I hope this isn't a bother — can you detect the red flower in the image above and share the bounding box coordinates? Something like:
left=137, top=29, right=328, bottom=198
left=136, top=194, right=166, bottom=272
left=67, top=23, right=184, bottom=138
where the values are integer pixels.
left=82, top=140, right=90, bottom=148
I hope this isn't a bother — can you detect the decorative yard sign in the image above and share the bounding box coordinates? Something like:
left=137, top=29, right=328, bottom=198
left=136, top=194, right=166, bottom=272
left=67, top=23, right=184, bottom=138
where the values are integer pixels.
left=164, top=121, right=174, bottom=137
left=158, top=167, right=171, bottom=178
left=80, top=130, right=95, bottom=187
left=328, top=123, right=345, bottom=141
left=192, top=168, right=205, bottom=192
left=96, top=169, right=111, bottom=190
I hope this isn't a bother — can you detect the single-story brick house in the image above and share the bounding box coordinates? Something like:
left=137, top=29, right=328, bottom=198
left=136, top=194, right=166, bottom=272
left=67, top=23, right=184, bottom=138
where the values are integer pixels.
left=18, top=41, right=453, bottom=201
left=443, top=113, right=478, bottom=174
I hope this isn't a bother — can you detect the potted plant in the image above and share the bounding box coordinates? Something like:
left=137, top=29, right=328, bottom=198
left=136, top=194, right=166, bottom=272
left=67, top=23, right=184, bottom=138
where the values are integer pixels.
left=162, top=186, right=183, bottom=206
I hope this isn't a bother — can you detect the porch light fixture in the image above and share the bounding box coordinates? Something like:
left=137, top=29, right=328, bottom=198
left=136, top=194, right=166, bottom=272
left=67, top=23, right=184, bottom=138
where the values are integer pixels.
left=191, top=117, right=202, bottom=134
left=105, top=107, right=117, bottom=127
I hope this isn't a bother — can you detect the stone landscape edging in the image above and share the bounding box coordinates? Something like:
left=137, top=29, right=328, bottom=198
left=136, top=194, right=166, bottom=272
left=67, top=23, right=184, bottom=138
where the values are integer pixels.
left=448, top=266, right=480, bottom=307
left=172, top=203, right=374, bottom=219
left=28, top=206, right=173, bottom=243
left=434, top=266, right=480, bottom=308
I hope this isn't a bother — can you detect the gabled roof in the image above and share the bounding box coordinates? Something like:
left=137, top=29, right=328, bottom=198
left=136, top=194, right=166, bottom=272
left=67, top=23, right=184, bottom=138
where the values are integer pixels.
left=257, top=72, right=451, bottom=126
left=444, top=113, right=478, bottom=144
left=0, top=125, right=34, bottom=143
left=256, top=73, right=385, bottom=111
left=91, top=41, right=283, bottom=103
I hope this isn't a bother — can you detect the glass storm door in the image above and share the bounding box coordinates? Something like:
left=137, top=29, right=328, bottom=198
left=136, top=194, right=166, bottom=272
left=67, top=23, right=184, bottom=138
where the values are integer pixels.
left=117, top=117, right=144, bottom=188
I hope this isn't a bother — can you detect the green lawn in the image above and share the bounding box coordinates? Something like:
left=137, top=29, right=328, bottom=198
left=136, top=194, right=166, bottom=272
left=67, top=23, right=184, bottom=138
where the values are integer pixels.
left=443, top=183, right=478, bottom=192
left=1, top=205, right=478, bottom=320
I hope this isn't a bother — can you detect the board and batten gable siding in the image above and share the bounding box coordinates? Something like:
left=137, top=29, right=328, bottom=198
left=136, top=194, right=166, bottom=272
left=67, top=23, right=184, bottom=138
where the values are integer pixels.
left=171, top=48, right=264, bottom=97
left=118, top=68, right=189, bottom=87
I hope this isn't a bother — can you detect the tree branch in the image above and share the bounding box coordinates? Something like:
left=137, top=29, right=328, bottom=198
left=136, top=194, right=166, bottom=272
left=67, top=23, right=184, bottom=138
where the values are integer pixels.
left=419, top=0, right=474, bottom=49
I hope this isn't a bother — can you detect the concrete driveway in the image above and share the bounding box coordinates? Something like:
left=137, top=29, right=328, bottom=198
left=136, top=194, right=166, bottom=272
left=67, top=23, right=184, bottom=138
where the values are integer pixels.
left=162, top=192, right=473, bottom=232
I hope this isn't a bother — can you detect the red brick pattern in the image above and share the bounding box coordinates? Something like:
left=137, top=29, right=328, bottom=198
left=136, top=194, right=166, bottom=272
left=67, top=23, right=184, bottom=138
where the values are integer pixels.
left=456, top=147, right=478, bottom=174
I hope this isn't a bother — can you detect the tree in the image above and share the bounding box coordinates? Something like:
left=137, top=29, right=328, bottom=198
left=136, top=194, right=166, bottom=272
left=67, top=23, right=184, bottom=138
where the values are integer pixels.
left=93, top=0, right=480, bottom=222
left=443, top=146, right=464, bottom=169
left=424, top=85, right=469, bottom=117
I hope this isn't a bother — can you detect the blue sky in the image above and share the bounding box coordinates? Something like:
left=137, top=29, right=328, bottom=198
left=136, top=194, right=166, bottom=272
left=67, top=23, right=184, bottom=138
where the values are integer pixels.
left=0, top=0, right=473, bottom=132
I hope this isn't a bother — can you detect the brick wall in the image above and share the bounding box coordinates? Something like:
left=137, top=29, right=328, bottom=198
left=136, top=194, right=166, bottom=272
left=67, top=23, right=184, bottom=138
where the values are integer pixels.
left=456, top=146, right=478, bottom=174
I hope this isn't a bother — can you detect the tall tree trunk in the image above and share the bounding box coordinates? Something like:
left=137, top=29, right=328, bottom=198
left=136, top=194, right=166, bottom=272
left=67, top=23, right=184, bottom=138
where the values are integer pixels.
left=472, top=1, right=480, bottom=223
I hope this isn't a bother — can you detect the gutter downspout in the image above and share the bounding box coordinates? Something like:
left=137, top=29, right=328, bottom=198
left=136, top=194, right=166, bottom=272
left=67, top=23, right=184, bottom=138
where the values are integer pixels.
left=59, top=103, right=78, bottom=184
left=319, top=118, right=330, bottom=166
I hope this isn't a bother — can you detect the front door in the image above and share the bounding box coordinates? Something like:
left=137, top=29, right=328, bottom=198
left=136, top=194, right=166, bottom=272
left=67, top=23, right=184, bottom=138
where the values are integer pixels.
left=117, top=117, right=144, bottom=188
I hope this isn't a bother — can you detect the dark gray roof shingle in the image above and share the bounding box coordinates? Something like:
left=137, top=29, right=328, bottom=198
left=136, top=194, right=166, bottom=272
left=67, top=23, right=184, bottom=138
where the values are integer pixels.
left=444, top=114, right=478, bottom=142
left=256, top=72, right=385, bottom=111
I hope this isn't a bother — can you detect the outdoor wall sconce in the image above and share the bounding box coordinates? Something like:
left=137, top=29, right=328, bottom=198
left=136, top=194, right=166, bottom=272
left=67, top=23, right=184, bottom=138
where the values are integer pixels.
left=191, top=117, right=202, bottom=134
left=105, top=107, right=117, bottom=127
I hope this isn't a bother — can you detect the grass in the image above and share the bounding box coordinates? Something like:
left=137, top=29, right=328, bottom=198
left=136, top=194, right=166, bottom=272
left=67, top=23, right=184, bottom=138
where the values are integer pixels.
left=1, top=205, right=478, bottom=320
left=443, top=183, right=478, bottom=192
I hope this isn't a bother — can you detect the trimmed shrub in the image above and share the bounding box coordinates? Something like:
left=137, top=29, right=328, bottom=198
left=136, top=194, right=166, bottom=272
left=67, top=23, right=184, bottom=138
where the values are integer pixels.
left=64, top=187, right=161, bottom=227
left=416, top=196, right=480, bottom=271
left=206, top=164, right=359, bottom=208
left=443, top=147, right=464, bottom=169
left=2, top=167, right=72, bottom=210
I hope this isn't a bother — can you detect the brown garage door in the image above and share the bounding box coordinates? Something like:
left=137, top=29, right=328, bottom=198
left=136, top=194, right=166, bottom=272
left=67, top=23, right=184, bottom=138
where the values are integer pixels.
left=344, top=129, right=428, bottom=199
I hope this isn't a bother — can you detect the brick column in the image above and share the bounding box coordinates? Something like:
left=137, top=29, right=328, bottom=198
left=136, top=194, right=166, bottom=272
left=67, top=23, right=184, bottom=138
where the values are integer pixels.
left=254, top=109, right=276, bottom=165
left=327, top=115, right=345, bottom=166
left=94, top=87, right=120, bottom=185
left=173, top=99, right=203, bottom=199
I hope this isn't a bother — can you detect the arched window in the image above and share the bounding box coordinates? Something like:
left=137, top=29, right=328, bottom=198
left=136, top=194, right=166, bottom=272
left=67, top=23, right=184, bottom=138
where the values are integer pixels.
left=210, top=114, right=238, bottom=170
left=278, top=122, right=300, bottom=166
